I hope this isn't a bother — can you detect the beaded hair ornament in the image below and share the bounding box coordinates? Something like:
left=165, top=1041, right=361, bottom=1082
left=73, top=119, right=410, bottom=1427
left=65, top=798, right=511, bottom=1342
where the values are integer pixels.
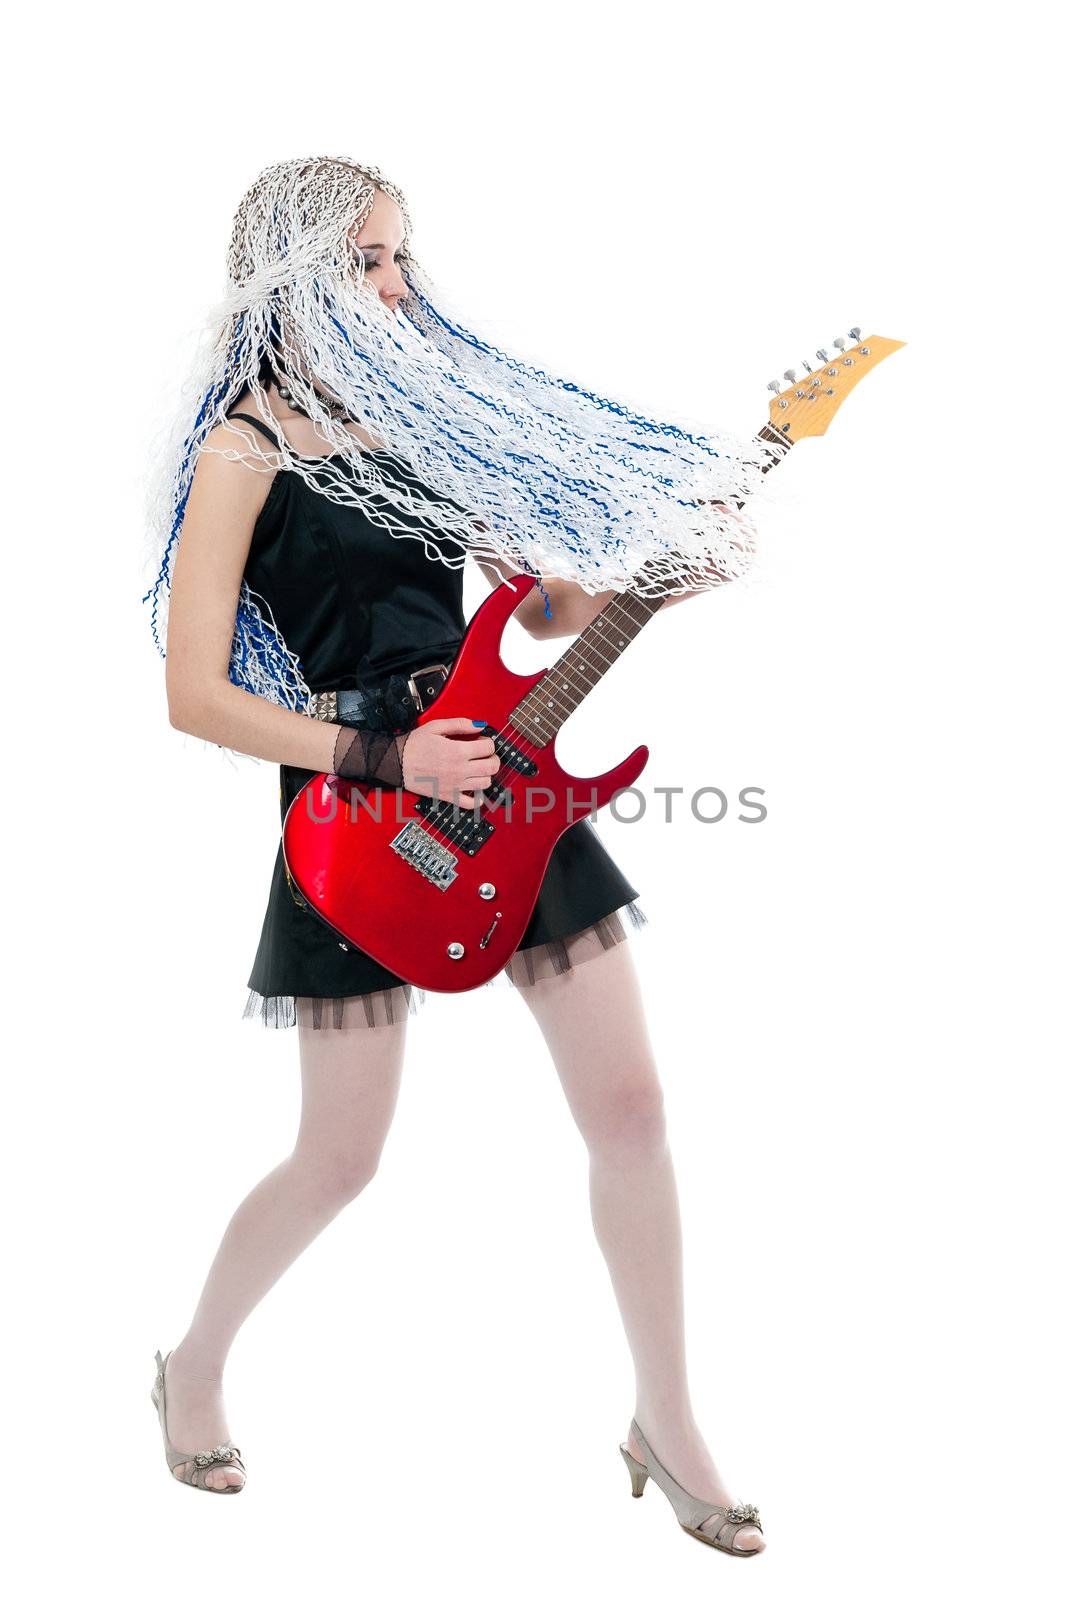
left=142, top=155, right=785, bottom=710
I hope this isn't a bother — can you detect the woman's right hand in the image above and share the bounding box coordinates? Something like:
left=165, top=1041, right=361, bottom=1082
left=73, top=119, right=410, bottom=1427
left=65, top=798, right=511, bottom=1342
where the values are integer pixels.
left=400, top=718, right=501, bottom=810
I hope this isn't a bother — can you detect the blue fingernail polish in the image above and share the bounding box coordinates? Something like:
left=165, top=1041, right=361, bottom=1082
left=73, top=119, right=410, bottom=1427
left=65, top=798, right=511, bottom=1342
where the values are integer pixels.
left=473, top=719, right=487, bottom=727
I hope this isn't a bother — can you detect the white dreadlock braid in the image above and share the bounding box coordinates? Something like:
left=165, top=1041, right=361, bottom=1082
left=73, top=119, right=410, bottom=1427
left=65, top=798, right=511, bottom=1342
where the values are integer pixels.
left=143, top=155, right=784, bottom=710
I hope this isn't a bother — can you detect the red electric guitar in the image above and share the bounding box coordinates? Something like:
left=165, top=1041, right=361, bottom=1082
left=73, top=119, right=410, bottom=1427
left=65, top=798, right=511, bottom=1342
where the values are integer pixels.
left=283, top=330, right=904, bottom=992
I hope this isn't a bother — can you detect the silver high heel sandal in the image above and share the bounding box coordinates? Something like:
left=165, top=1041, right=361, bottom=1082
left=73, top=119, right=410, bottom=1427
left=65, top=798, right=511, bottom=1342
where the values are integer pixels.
left=151, top=1349, right=247, bottom=1493
left=619, top=1418, right=763, bottom=1556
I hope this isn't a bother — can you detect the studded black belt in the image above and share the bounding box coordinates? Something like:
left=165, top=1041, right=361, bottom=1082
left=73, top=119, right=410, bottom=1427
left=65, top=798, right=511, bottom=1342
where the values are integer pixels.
left=307, top=662, right=451, bottom=732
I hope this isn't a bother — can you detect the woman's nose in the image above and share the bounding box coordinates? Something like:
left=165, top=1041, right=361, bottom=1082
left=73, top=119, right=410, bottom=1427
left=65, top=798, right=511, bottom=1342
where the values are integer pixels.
left=375, top=276, right=404, bottom=310
left=377, top=266, right=408, bottom=309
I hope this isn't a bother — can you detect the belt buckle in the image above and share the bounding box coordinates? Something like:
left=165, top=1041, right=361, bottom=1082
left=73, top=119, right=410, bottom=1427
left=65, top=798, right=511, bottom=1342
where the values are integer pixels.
left=406, top=662, right=449, bottom=713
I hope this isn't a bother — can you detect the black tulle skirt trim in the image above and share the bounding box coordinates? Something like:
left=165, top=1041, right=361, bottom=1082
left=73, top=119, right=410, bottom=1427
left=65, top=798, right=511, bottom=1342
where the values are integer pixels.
left=241, top=897, right=650, bottom=1030
left=241, top=982, right=426, bottom=1031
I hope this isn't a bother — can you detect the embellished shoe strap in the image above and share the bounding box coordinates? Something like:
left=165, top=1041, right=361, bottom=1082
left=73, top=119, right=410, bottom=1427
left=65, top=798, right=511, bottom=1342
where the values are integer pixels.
left=682, top=1498, right=763, bottom=1541
left=183, top=1443, right=243, bottom=1471
left=698, top=1506, right=762, bottom=1551
left=171, top=1443, right=246, bottom=1487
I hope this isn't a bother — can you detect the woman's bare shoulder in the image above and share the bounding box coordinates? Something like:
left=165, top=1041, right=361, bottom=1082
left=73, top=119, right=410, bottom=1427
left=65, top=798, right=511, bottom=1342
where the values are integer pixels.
left=188, top=409, right=284, bottom=521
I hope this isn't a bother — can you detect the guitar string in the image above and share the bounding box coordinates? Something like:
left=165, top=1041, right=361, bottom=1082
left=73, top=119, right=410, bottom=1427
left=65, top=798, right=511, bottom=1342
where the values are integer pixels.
left=401, top=587, right=655, bottom=859
left=328, top=588, right=659, bottom=983
left=360, top=575, right=698, bottom=948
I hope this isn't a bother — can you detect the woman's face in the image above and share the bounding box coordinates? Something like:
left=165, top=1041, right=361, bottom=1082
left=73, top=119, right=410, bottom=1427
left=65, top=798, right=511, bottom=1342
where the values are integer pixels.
left=350, top=189, right=409, bottom=313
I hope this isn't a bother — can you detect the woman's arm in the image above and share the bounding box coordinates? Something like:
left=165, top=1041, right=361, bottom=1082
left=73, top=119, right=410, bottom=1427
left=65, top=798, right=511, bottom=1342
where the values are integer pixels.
left=164, top=422, right=345, bottom=771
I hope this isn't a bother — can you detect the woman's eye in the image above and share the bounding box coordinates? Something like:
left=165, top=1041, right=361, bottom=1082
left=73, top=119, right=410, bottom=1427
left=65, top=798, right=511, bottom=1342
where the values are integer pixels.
left=362, top=252, right=408, bottom=272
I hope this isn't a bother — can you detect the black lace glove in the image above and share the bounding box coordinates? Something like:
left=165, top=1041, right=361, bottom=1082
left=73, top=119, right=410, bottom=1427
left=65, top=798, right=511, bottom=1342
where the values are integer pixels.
left=332, top=726, right=411, bottom=789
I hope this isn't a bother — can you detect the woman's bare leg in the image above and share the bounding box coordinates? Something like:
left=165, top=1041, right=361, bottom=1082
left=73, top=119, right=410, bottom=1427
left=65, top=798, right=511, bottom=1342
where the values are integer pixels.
left=512, top=930, right=765, bottom=1552
left=161, top=992, right=408, bottom=1488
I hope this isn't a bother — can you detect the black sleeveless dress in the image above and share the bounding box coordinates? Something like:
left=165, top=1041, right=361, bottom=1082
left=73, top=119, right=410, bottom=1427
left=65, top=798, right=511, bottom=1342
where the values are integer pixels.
left=231, top=411, right=648, bottom=1029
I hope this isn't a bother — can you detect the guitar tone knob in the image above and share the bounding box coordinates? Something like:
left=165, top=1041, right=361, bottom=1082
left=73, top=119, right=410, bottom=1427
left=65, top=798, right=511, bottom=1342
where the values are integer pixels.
left=478, top=883, right=496, bottom=899
left=447, top=942, right=465, bottom=960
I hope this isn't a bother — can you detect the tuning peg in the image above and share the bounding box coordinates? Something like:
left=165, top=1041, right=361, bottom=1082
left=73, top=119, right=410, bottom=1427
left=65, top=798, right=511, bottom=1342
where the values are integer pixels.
left=784, top=368, right=797, bottom=383
left=833, top=337, right=847, bottom=351
left=802, top=359, right=813, bottom=374
left=816, top=348, right=829, bottom=363
left=767, top=379, right=782, bottom=394
left=848, top=326, right=861, bottom=340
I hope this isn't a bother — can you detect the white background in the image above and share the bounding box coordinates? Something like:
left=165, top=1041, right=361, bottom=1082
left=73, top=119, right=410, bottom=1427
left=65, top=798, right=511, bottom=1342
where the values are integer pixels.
left=5, top=2, right=1061, bottom=1595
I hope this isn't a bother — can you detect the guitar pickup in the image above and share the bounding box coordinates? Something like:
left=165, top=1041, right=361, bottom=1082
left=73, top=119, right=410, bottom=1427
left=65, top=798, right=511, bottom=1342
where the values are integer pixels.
left=413, top=797, right=496, bottom=857
left=480, top=725, right=538, bottom=779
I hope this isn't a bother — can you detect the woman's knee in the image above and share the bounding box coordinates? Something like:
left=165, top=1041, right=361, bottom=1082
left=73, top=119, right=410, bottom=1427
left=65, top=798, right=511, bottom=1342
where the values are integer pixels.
left=582, top=1076, right=668, bottom=1160
left=288, top=1141, right=384, bottom=1207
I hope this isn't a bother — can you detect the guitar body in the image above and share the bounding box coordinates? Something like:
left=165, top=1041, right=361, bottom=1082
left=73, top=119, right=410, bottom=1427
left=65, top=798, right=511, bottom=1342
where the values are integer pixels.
left=282, top=574, right=649, bottom=993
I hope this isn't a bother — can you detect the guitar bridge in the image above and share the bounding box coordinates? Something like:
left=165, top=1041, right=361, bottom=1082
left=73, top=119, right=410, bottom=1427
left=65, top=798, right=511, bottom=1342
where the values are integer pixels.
left=389, top=820, right=459, bottom=890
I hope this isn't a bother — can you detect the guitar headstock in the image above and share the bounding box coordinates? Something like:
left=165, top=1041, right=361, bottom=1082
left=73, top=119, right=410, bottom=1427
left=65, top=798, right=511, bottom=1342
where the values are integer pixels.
left=764, top=328, right=905, bottom=442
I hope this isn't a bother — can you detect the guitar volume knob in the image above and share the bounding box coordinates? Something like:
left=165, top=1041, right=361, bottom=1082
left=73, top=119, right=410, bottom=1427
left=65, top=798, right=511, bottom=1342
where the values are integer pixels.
left=478, top=883, right=496, bottom=899
left=447, top=942, right=465, bottom=960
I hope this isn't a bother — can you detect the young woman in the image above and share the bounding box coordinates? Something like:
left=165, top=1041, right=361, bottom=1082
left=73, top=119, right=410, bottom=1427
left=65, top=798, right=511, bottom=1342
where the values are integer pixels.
left=144, top=157, right=776, bottom=1555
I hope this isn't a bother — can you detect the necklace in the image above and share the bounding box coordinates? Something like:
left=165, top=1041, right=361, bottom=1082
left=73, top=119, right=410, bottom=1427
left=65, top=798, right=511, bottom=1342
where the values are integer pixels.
left=275, top=379, right=354, bottom=424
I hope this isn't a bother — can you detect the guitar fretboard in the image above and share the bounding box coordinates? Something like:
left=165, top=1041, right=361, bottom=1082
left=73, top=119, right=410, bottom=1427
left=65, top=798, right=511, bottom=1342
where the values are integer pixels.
left=509, top=424, right=790, bottom=746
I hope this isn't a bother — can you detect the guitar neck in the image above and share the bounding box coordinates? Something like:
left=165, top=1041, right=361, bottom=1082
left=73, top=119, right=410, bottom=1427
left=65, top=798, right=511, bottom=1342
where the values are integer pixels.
left=509, top=425, right=791, bottom=746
